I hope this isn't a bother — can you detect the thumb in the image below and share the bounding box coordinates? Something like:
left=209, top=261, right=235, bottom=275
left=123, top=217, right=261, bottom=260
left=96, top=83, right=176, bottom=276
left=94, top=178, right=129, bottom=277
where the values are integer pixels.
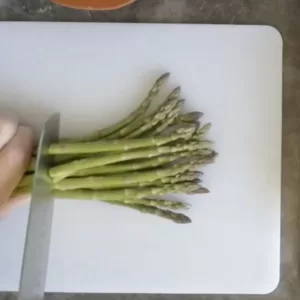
left=0, top=194, right=31, bottom=218
left=0, top=126, right=34, bottom=215
left=0, top=112, right=18, bottom=151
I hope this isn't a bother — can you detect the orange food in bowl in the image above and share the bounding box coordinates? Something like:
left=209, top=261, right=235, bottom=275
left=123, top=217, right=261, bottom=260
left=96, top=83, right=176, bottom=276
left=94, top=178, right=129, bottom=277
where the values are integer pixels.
left=52, top=0, right=136, bottom=10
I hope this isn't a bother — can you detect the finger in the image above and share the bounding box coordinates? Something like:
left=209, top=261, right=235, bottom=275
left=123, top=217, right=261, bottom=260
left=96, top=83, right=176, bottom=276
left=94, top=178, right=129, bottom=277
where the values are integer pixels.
left=0, top=201, right=14, bottom=218
left=0, top=194, right=31, bottom=219
left=11, top=193, right=31, bottom=207
left=0, top=112, right=18, bottom=151
left=0, top=126, right=34, bottom=210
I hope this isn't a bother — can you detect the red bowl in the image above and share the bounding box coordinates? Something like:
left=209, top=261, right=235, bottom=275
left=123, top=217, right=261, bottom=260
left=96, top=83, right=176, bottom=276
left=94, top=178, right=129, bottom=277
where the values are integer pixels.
left=52, top=0, right=136, bottom=10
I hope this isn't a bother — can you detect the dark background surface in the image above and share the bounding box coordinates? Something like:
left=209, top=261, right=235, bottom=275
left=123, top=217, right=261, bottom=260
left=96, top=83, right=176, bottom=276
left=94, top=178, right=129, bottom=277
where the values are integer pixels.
left=0, top=0, right=300, bottom=299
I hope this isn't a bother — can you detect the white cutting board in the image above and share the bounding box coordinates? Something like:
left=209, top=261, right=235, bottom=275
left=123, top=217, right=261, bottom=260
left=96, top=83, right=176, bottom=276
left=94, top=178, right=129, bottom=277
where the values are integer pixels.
left=0, top=23, right=282, bottom=294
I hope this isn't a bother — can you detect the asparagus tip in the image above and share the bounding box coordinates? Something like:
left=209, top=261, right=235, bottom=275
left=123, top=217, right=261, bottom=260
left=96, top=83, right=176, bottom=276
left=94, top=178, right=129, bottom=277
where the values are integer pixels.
left=157, top=72, right=170, bottom=85
left=194, top=171, right=204, bottom=176
left=179, top=123, right=199, bottom=140
left=173, top=213, right=192, bottom=224
left=178, top=99, right=185, bottom=105
left=161, top=72, right=171, bottom=79
left=197, top=112, right=204, bottom=118
left=170, top=86, right=181, bottom=98
left=188, top=187, right=209, bottom=194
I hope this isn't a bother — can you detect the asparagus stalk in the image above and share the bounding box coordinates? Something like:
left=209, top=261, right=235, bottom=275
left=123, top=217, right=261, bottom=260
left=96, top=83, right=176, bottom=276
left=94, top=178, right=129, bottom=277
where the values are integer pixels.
left=12, top=183, right=190, bottom=210
left=67, top=73, right=169, bottom=142
left=154, top=171, right=201, bottom=185
left=106, top=86, right=180, bottom=140
left=193, top=123, right=212, bottom=139
left=125, top=88, right=181, bottom=139
left=18, top=170, right=202, bottom=191
left=11, top=185, right=32, bottom=197
left=29, top=154, right=88, bottom=168
left=11, top=184, right=191, bottom=223
left=153, top=121, right=197, bottom=138
left=150, top=100, right=184, bottom=136
left=72, top=151, right=200, bottom=177
left=134, top=177, right=201, bottom=189
left=53, top=182, right=205, bottom=201
left=49, top=141, right=212, bottom=181
left=53, top=160, right=200, bottom=190
left=47, top=124, right=196, bottom=155
left=94, top=171, right=201, bottom=188
left=57, top=146, right=209, bottom=172
left=114, top=202, right=191, bottom=224
left=112, top=197, right=189, bottom=210
left=53, top=154, right=85, bottom=164
left=177, top=111, right=203, bottom=123
left=17, top=174, right=33, bottom=188
left=186, top=152, right=218, bottom=172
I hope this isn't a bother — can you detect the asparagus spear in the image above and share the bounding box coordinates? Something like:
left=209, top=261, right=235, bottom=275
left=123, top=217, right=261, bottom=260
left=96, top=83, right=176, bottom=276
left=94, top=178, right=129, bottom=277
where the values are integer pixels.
left=112, top=197, right=189, bottom=209
left=53, top=154, right=84, bottom=164
left=11, top=185, right=31, bottom=197
left=177, top=111, right=203, bottom=123
left=95, top=171, right=202, bottom=188
left=11, top=184, right=191, bottom=223
left=17, top=174, right=33, bottom=188
left=134, top=177, right=201, bottom=189
left=68, top=73, right=170, bottom=142
left=186, top=152, right=218, bottom=172
left=193, top=123, right=212, bottom=139
left=106, top=86, right=181, bottom=140
left=47, top=124, right=196, bottom=155
left=49, top=141, right=212, bottom=181
left=153, top=121, right=198, bottom=138
left=53, top=182, right=204, bottom=201
left=125, top=88, right=181, bottom=139
left=72, top=151, right=200, bottom=177
left=154, top=171, right=201, bottom=185
left=53, top=159, right=199, bottom=190
left=53, top=153, right=106, bottom=165
left=12, top=183, right=190, bottom=210
left=114, top=202, right=191, bottom=224
left=150, top=100, right=184, bottom=136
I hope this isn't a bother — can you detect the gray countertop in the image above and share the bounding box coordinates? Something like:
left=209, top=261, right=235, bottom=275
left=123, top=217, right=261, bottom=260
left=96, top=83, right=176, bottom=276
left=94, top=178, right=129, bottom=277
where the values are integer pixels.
left=1, top=0, right=300, bottom=299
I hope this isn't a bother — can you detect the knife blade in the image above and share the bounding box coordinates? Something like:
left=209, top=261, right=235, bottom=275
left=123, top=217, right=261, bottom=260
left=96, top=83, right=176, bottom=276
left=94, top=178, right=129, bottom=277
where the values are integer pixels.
left=18, top=113, right=60, bottom=300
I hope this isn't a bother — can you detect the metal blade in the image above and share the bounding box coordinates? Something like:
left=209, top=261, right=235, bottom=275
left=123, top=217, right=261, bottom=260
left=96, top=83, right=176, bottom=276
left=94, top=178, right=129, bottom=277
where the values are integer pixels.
left=18, top=113, right=60, bottom=300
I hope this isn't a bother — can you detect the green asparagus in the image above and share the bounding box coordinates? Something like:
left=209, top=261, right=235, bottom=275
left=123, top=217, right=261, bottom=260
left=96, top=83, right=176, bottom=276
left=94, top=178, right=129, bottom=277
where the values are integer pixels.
left=124, top=172, right=202, bottom=188
left=69, top=73, right=170, bottom=142
left=177, top=111, right=203, bottom=123
left=112, top=197, right=189, bottom=209
left=53, top=160, right=199, bottom=190
left=115, top=202, right=191, bottom=224
left=47, top=124, right=196, bottom=155
left=125, top=88, right=181, bottom=138
left=17, top=174, right=33, bottom=188
left=106, top=86, right=181, bottom=140
left=150, top=100, right=184, bottom=136
left=194, top=123, right=212, bottom=139
left=17, top=73, right=218, bottom=225
left=72, top=151, right=201, bottom=177
left=154, top=171, right=201, bottom=184
left=53, top=182, right=204, bottom=201
left=49, top=141, right=212, bottom=181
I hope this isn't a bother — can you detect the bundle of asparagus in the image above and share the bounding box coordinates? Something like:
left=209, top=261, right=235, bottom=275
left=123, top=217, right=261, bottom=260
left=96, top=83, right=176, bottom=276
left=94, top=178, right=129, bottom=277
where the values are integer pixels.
left=17, top=73, right=217, bottom=224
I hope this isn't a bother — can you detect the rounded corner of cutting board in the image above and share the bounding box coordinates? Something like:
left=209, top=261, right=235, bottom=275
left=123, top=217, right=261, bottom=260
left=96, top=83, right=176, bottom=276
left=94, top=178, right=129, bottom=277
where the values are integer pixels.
left=259, top=271, right=281, bottom=295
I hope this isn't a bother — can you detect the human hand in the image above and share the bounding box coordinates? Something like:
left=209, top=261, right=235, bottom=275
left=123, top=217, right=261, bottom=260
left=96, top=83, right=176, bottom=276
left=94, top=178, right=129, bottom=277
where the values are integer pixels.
left=0, top=113, right=34, bottom=217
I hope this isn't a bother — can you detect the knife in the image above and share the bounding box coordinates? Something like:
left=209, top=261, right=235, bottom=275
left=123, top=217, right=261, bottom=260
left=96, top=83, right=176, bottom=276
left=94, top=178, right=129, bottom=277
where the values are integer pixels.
left=18, top=113, right=60, bottom=300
